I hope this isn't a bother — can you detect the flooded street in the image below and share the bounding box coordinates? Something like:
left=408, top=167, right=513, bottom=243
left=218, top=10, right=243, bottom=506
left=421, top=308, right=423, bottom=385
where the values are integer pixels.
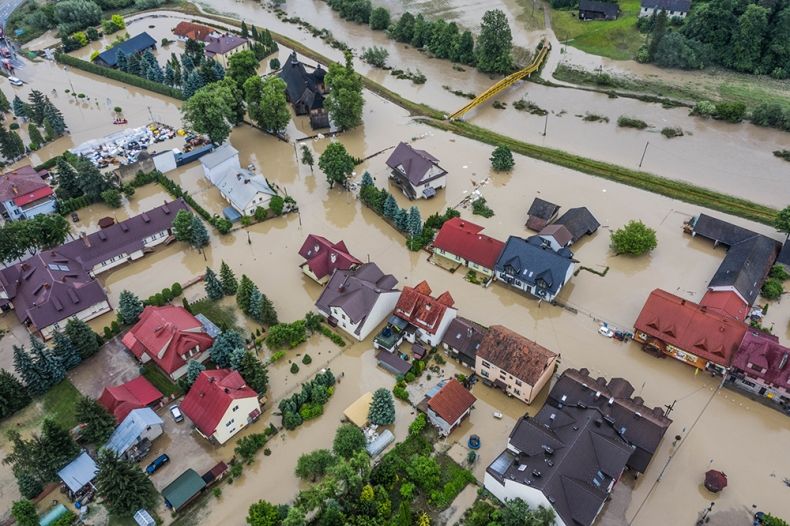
left=0, top=11, right=788, bottom=525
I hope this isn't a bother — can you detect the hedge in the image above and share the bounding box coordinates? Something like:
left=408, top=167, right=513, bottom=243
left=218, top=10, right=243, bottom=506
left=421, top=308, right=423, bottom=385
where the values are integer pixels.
left=152, top=170, right=233, bottom=234
left=54, top=52, right=185, bottom=100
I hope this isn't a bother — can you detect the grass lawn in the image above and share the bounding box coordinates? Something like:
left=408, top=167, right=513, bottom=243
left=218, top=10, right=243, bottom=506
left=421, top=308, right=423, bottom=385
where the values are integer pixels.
left=141, top=363, right=182, bottom=398
left=189, top=298, right=240, bottom=332
left=0, top=379, right=81, bottom=447
left=550, top=0, right=645, bottom=60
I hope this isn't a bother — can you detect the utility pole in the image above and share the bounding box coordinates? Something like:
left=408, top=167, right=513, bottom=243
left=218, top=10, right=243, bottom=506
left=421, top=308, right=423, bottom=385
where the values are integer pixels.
left=639, top=141, right=650, bottom=168
left=542, top=114, right=548, bottom=136
left=664, top=399, right=676, bottom=418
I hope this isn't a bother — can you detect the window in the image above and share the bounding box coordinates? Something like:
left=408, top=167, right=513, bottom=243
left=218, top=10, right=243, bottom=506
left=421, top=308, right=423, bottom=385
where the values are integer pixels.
left=232, top=405, right=239, bottom=412
left=481, top=370, right=489, bottom=378
left=592, top=470, right=610, bottom=488
left=481, top=361, right=490, bottom=368
left=515, top=379, right=522, bottom=386
left=514, top=389, right=520, bottom=395
left=225, top=419, right=235, bottom=427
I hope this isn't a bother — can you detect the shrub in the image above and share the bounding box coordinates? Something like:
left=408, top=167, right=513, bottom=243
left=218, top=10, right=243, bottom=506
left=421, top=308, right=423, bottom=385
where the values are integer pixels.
left=101, top=189, right=121, bottom=208
left=690, top=100, right=716, bottom=118
left=610, top=220, right=658, bottom=256
left=171, top=282, right=183, bottom=296
left=490, top=145, right=514, bottom=172
left=761, top=278, right=784, bottom=300
left=660, top=127, right=683, bottom=138
left=269, top=58, right=281, bottom=70
left=617, top=116, right=649, bottom=129
left=290, top=363, right=300, bottom=374
left=714, top=101, right=746, bottom=123
left=393, top=386, right=409, bottom=401
left=269, top=350, right=286, bottom=363
left=269, top=195, right=285, bottom=216
left=361, top=46, right=389, bottom=68
left=254, top=206, right=268, bottom=220
left=472, top=197, right=494, bottom=218
left=769, top=265, right=789, bottom=281
left=9, top=122, right=19, bottom=130
left=302, top=354, right=312, bottom=365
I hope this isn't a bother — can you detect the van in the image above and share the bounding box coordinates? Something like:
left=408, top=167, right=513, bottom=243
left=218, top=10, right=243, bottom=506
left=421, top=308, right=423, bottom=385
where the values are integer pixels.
left=8, top=77, right=23, bottom=86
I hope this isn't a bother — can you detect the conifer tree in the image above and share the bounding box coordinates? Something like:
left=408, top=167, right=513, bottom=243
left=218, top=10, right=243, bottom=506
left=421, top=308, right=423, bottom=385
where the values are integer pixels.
left=13, top=344, right=46, bottom=395
left=0, top=89, right=10, bottom=113
left=27, top=125, right=44, bottom=149
left=12, top=95, right=28, bottom=118
left=0, top=369, right=30, bottom=419
left=26, top=90, right=46, bottom=125
left=164, top=62, right=175, bottom=86
left=368, top=388, right=396, bottom=425
left=51, top=331, right=81, bottom=370
left=118, top=289, right=144, bottom=325
left=30, top=336, right=64, bottom=388
left=65, top=318, right=100, bottom=359
left=190, top=215, right=209, bottom=248
left=95, top=449, right=157, bottom=516
left=241, top=20, right=249, bottom=37
left=237, top=275, right=255, bottom=314
left=260, top=293, right=278, bottom=325
left=219, top=261, right=238, bottom=295
left=208, top=330, right=244, bottom=368
left=55, top=156, right=82, bottom=199
left=383, top=194, right=398, bottom=219
left=116, top=50, right=128, bottom=72
left=75, top=396, right=115, bottom=444
left=127, top=54, right=141, bottom=76
left=43, top=100, right=66, bottom=137
left=236, top=351, right=268, bottom=394
left=203, top=267, right=224, bottom=301
left=186, top=360, right=205, bottom=387
left=248, top=286, right=263, bottom=322
left=182, top=70, right=205, bottom=98
left=407, top=206, right=422, bottom=237
left=395, top=208, right=409, bottom=232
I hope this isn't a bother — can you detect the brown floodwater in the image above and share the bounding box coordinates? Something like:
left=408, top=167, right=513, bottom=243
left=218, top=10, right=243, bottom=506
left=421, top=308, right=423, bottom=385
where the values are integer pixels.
left=1, top=21, right=789, bottom=524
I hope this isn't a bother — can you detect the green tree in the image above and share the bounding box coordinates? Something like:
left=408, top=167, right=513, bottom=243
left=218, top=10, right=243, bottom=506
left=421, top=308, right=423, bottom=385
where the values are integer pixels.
left=11, top=499, right=38, bottom=526
left=237, top=275, right=255, bottom=313
left=407, top=206, right=422, bottom=238
left=236, top=351, right=268, bottom=394
left=190, top=215, right=210, bottom=248
left=300, top=145, right=314, bottom=171
left=476, top=9, right=513, bottom=74
left=54, top=0, right=101, bottom=35
left=55, top=156, right=82, bottom=199
left=245, top=76, right=290, bottom=134
left=395, top=208, right=409, bottom=231
left=247, top=500, right=283, bottom=526
left=499, top=498, right=555, bottom=526
left=27, top=90, right=47, bottom=125
left=118, top=289, right=144, bottom=324
left=406, top=454, right=439, bottom=490
left=383, top=194, right=398, bottom=219
left=51, top=331, right=81, bottom=370
left=731, top=4, right=769, bottom=73
left=281, top=506, right=306, bottom=526
left=95, top=449, right=157, bottom=516
left=227, top=50, right=260, bottom=87
left=186, top=360, right=205, bottom=387
left=610, top=220, right=658, bottom=256
left=75, top=395, right=115, bottom=444
left=774, top=205, right=790, bottom=241
left=30, top=336, right=65, bottom=388
left=454, top=30, right=475, bottom=65
left=12, top=96, right=28, bottom=118
left=65, top=318, right=99, bottom=359
left=0, top=89, right=10, bottom=113
left=646, top=11, right=667, bottom=61
left=333, top=423, right=366, bottom=459
left=0, top=369, right=30, bottom=419
left=295, top=449, right=336, bottom=481
left=172, top=209, right=194, bottom=242
left=73, top=156, right=110, bottom=199
left=219, top=260, right=238, bottom=295
left=761, top=278, right=784, bottom=300
left=368, top=387, right=395, bottom=425
left=204, top=267, right=224, bottom=300
left=318, top=142, right=355, bottom=189
left=391, top=12, right=415, bottom=42
left=209, top=330, right=244, bottom=368
left=241, top=20, right=249, bottom=37
left=27, top=125, right=44, bottom=149
left=324, top=54, right=364, bottom=130
left=490, top=145, right=514, bottom=172
left=369, top=6, right=390, bottom=30
left=181, top=82, right=236, bottom=144
left=762, top=514, right=790, bottom=526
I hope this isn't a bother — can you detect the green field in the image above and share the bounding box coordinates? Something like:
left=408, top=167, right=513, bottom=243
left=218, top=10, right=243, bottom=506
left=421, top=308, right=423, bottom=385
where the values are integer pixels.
left=0, top=380, right=81, bottom=447
left=550, top=0, right=645, bottom=60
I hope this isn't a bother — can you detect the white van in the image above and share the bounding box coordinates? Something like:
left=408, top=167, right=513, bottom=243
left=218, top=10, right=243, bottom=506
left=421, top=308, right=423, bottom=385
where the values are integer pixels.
left=8, top=76, right=23, bottom=86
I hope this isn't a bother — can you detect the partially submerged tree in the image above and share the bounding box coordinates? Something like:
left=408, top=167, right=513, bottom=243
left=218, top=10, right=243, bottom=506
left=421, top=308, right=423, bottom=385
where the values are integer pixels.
left=490, top=145, right=514, bottom=172
left=319, top=142, right=355, bottom=189
left=610, top=220, right=658, bottom=256
left=118, top=289, right=144, bottom=325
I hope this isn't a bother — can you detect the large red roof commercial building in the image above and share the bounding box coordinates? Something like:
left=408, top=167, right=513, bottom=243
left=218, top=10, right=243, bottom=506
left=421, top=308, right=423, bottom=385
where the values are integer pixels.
left=122, top=306, right=214, bottom=380
left=432, top=217, right=505, bottom=277
left=633, top=289, right=748, bottom=374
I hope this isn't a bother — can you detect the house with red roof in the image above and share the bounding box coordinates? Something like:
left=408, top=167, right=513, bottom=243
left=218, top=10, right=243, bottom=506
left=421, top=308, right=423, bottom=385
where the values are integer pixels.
left=121, top=306, right=214, bottom=380
left=421, top=378, right=476, bottom=436
left=98, top=376, right=164, bottom=422
left=0, top=166, right=55, bottom=221
left=728, top=329, right=790, bottom=413
left=375, top=280, right=457, bottom=351
left=172, top=21, right=217, bottom=42
left=633, top=289, right=748, bottom=374
left=180, top=369, right=261, bottom=444
left=298, top=234, right=362, bottom=285
left=432, top=217, right=505, bottom=278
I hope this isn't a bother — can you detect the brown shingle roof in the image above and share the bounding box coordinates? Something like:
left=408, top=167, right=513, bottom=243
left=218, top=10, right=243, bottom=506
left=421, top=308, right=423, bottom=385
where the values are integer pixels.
left=427, top=378, right=476, bottom=424
left=477, top=325, right=557, bottom=385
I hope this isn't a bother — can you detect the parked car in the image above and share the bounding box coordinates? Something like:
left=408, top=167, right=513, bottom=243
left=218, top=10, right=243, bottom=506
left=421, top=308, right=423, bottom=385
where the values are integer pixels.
left=169, top=405, right=184, bottom=423
left=146, top=454, right=169, bottom=475
left=8, top=76, right=23, bottom=86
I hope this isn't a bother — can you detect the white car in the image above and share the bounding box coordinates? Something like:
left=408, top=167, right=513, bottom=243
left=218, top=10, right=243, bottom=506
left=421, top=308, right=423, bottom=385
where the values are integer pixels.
left=598, top=325, right=614, bottom=338
left=8, top=76, right=23, bottom=86
left=169, top=405, right=184, bottom=423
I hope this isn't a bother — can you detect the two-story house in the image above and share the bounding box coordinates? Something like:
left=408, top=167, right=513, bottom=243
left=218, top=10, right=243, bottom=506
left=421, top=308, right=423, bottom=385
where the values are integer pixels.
left=298, top=234, right=361, bottom=285
left=639, top=0, right=691, bottom=18
left=385, top=142, right=448, bottom=200
left=728, top=329, right=790, bottom=413
left=432, top=217, right=505, bottom=278
left=494, top=236, right=575, bottom=302
left=421, top=378, right=476, bottom=437
left=475, top=325, right=557, bottom=404
left=0, top=166, right=56, bottom=221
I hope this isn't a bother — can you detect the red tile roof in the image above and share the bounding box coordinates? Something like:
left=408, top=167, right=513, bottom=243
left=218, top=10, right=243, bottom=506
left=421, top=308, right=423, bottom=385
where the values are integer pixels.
left=699, top=290, right=748, bottom=321
left=13, top=185, right=54, bottom=207
left=634, top=289, right=748, bottom=367
left=0, top=166, right=51, bottom=203
left=394, top=280, right=455, bottom=335
left=180, top=369, right=258, bottom=437
left=477, top=325, right=557, bottom=385
left=298, top=234, right=362, bottom=281
left=732, top=329, right=790, bottom=389
left=427, top=378, right=476, bottom=425
left=98, top=376, right=163, bottom=422
left=433, top=217, right=505, bottom=270
left=121, top=306, right=214, bottom=375
left=172, top=21, right=215, bottom=41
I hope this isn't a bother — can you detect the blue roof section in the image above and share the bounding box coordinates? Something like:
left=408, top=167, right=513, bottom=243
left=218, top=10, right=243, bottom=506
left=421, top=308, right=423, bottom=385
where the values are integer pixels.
left=96, top=32, right=156, bottom=67
left=495, top=236, right=574, bottom=295
left=223, top=206, right=242, bottom=222
left=58, top=452, right=98, bottom=493
left=105, top=408, right=163, bottom=455
left=195, top=313, right=221, bottom=338
left=424, top=379, right=448, bottom=399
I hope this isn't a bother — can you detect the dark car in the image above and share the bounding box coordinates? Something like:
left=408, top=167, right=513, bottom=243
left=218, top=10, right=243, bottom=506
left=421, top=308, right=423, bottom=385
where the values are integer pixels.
left=146, top=454, right=169, bottom=475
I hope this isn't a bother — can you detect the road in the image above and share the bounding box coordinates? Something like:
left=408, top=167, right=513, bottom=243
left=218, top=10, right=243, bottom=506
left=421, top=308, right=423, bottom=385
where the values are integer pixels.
left=0, top=0, right=28, bottom=71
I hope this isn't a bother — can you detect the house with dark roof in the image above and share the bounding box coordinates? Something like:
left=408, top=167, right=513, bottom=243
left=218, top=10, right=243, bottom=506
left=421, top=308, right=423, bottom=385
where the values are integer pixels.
left=633, top=289, right=748, bottom=374
left=485, top=402, right=635, bottom=526
left=279, top=52, right=330, bottom=129
left=548, top=368, right=672, bottom=473
left=94, top=32, right=156, bottom=68
left=204, top=33, right=250, bottom=67
left=385, top=142, right=448, bottom=200
left=315, top=262, right=400, bottom=341
left=432, top=217, right=505, bottom=277
left=494, top=236, right=575, bottom=302
left=121, top=306, right=214, bottom=380
left=298, top=234, right=362, bottom=284
left=777, top=241, right=790, bottom=273
left=537, top=224, right=573, bottom=251
left=475, top=325, right=558, bottom=404
left=376, top=350, right=412, bottom=375
left=98, top=376, right=163, bottom=422
left=420, top=378, right=476, bottom=436
left=639, top=0, right=691, bottom=18
left=728, top=329, right=790, bottom=413
left=172, top=21, right=217, bottom=42
left=525, top=197, right=560, bottom=231
left=0, top=165, right=55, bottom=221
left=180, top=369, right=261, bottom=444
left=375, top=280, right=457, bottom=351
left=441, top=316, right=488, bottom=368
left=553, top=207, right=600, bottom=244
left=579, top=0, right=620, bottom=19
left=686, top=213, right=780, bottom=306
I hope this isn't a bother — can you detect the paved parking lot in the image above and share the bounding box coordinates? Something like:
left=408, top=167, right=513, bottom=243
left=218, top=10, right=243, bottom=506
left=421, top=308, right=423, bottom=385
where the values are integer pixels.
left=68, top=337, right=141, bottom=398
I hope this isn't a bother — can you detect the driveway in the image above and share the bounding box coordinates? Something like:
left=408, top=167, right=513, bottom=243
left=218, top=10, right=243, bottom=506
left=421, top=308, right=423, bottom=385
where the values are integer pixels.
left=68, top=337, right=141, bottom=398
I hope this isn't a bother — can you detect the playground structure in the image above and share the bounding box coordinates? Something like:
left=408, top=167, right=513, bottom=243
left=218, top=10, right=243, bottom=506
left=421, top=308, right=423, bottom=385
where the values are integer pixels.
left=448, top=39, right=551, bottom=121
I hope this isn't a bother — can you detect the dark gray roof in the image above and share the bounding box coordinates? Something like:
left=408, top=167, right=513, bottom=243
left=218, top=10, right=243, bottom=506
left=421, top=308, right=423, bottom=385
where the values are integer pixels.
left=440, top=317, right=487, bottom=363
left=204, top=34, right=247, bottom=55
left=385, top=142, right=447, bottom=186
left=709, top=235, right=779, bottom=305
left=495, top=236, right=574, bottom=296
left=553, top=207, right=600, bottom=243
left=377, top=350, right=411, bottom=375
left=279, top=52, right=326, bottom=110
left=488, top=405, right=634, bottom=526
left=640, top=0, right=691, bottom=12
left=315, top=263, right=399, bottom=335
left=547, top=368, right=672, bottom=473
left=778, top=240, right=790, bottom=267
left=691, top=214, right=755, bottom=246
left=527, top=197, right=560, bottom=220
left=579, top=0, right=620, bottom=16
left=96, top=32, right=156, bottom=67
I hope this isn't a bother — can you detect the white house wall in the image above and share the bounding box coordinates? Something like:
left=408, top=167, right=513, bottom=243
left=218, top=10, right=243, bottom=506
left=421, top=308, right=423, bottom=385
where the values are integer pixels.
left=212, top=396, right=260, bottom=445
left=41, top=300, right=112, bottom=339
left=484, top=473, right=566, bottom=526
left=357, top=290, right=402, bottom=341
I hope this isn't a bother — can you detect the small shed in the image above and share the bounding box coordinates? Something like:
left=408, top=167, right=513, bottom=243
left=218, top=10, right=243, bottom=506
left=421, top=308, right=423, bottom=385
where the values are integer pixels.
left=411, top=343, right=426, bottom=360
left=162, top=469, right=207, bottom=511
left=344, top=392, right=373, bottom=428
left=376, top=350, right=411, bottom=376
left=366, top=429, right=395, bottom=457
left=133, top=509, right=157, bottom=526
left=58, top=452, right=98, bottom=497
left=525, top=197, right=560, bottom=231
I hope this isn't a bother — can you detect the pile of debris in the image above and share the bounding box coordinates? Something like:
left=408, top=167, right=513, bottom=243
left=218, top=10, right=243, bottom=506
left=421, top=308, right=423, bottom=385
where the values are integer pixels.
left=70, top=123, right=177, bottom=169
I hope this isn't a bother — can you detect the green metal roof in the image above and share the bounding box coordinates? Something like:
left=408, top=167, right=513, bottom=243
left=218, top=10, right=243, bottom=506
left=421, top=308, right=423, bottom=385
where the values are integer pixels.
left=161, top=469, right=206, bottom=511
